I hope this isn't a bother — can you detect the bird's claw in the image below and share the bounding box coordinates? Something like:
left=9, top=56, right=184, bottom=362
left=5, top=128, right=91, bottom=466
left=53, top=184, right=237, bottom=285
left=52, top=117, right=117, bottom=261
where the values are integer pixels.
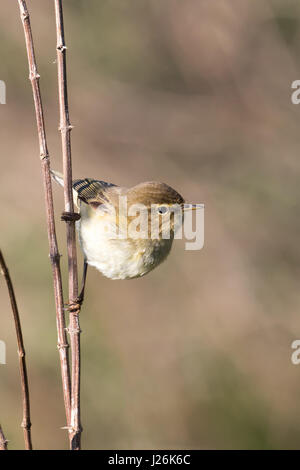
left=64, top=295, right=83, bottom=313
left=61, top=211, right=81, bottom=222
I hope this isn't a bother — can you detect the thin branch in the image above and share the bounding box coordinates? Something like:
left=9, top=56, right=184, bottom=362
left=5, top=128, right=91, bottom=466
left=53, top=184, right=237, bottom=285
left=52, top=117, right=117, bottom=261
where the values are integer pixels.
left=0, top=425, right=8, bottom=450
left=0, top=250, right=32, bottom=450
left=17, top=0, right=72, bottom=436
left=54, top=0, right=82, bottom=450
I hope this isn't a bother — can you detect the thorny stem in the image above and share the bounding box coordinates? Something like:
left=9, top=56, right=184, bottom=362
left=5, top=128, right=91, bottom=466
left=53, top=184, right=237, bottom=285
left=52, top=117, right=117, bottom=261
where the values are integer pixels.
left=17, top=0, right=72, bottom=436
left=0, top=425, right=8, bottom=450
left=0, top=251, right=32, bottom=450
left=54, top=0, right=82, bottom=450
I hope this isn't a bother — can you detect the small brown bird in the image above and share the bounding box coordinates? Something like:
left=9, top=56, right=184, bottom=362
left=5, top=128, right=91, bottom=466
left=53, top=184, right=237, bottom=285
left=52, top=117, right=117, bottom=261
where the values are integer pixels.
left=51, top=171, right=195, bottom=284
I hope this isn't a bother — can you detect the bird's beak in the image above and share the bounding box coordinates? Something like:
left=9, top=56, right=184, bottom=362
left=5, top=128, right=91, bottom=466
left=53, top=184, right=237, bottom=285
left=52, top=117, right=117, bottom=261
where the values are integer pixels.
left=183, top=204, right=204, bottom=211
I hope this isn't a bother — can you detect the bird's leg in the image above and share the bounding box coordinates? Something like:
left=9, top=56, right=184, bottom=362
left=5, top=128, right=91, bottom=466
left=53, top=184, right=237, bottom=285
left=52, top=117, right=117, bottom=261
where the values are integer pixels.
left=61, top=211, right=83, bottom=312
left=64, top=260, right=88, bottom=313
left=77, top=259, right=88, bottom=306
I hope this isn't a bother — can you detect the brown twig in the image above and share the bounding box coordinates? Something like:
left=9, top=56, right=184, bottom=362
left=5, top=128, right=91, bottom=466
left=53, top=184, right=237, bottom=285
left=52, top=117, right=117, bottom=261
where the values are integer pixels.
left=17, top=0, right=72, bottom=437
left=0, top=425, right=8, bottom=450
left=0, top=251, right=32, bottom=450
left=54, top=0, right=82, bottom=450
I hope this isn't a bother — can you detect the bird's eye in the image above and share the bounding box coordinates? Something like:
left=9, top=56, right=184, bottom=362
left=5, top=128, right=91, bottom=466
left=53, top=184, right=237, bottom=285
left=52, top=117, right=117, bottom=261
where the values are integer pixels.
left=158, top=206, right=168, bottom=215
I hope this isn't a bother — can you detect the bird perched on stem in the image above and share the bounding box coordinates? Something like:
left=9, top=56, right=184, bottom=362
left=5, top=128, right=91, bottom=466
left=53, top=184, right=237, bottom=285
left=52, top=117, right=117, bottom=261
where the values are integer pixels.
left=51, top=170, right=196, bottom=297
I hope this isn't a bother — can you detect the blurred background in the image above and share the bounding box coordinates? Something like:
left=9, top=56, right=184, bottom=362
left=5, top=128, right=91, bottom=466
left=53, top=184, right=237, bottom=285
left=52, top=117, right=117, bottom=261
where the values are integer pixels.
left=1, top=0, right=300, bottom=449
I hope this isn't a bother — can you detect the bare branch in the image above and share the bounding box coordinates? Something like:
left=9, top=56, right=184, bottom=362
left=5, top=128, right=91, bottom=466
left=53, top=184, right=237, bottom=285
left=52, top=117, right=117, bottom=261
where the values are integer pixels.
left=17, top=0, right=71, bottom=436
left=0, top=425, right=8, bottom=450
left=0, top=250, right=32, bottom=450
left=54, top=0, right=82, bottom=450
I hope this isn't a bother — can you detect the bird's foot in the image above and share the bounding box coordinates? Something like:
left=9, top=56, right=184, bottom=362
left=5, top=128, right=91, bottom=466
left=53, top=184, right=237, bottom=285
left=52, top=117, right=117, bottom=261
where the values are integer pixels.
left=64, top=295, right=83, bottom=313
left=61, top=212, right=81, bottom=222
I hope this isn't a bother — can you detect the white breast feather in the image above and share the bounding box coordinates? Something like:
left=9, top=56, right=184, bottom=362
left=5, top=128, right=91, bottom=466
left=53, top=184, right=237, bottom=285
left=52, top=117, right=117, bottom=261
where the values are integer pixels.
left=77, top=204, right=173, bottom=280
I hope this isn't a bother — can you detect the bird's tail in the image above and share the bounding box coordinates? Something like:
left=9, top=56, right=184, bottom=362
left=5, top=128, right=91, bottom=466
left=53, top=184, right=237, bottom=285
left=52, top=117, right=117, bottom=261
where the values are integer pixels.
left=50, top=169, right=64, bottom=187
left=50, top=169, right=79, bottom=208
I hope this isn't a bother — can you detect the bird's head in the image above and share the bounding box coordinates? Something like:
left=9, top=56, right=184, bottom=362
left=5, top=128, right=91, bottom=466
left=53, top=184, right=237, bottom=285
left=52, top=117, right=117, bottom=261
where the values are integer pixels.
left=123, top=182, right=195, bottom=240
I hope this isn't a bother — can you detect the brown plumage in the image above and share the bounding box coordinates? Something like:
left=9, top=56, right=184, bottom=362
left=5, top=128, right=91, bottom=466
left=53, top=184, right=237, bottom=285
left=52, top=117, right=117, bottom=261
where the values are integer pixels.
left=51, top=170, right=186, bottom=280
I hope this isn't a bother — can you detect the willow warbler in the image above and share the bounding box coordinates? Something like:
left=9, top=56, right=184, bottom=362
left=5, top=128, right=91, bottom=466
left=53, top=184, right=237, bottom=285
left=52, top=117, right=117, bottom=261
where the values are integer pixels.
left=51, top=170, right=194, bottom=281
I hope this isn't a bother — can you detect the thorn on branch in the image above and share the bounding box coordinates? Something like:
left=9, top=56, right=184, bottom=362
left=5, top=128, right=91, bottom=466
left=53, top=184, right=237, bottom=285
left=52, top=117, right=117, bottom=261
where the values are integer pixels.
left=21, top=420, right=32, bottom=431
left=49, top=252, right=61, bottom=265
left=29, top=72, right=40, bottom=81
left=57, top=342, right=69, bottom=351
left=57, top=45, right=67, bottom=52
left=58, top=125, right=74, bottom=132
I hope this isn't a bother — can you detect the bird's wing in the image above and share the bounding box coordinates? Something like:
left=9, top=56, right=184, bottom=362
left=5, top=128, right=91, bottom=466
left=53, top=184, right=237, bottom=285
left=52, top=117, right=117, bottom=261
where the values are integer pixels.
left=50, top=170, right=118, bottom=208
left=73, top=178, right=117, bottom=207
